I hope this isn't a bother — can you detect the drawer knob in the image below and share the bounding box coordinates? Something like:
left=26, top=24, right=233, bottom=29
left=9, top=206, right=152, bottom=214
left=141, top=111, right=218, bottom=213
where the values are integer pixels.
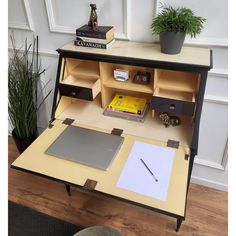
left=71, top=91, right=77, bottom=96
left=169, top=104, right=175, bottom=110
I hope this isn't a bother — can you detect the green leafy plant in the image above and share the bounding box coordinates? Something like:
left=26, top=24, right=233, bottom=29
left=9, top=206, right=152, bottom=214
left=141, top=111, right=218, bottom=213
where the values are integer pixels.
left=151, top=4, right=206, bottom=37
left=8, top=36, right=52, bottom=139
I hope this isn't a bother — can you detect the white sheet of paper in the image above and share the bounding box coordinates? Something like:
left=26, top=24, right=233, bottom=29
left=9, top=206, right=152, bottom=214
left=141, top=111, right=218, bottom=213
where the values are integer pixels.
left=117, top=141, right=175, bottom=201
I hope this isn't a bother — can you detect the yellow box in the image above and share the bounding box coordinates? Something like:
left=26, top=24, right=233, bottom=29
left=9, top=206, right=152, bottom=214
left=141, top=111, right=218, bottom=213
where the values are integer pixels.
left=108, top=94, right=147, bottom=114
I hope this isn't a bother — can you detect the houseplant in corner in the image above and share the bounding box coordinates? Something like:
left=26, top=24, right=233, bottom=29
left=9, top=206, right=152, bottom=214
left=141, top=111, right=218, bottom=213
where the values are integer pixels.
left=8, top=36, right=52, bottom=153
left=151, top=4, right=206, bottom=54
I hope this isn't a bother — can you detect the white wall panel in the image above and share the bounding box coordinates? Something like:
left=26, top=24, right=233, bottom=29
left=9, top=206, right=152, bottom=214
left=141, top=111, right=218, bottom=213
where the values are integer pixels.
left=160, top=0, right=228, bottom=46
left=197, top=101, right=228, bottom=165
left=206, top=75, right=228, bottom=98
left=9, top=0, right=35, bottom=31
left=45, top=0, right=130, bottom=39
left=129, top=0, right=154, bottom=42
left=210, top=47, right=228, bottom=70
left=9, top=0, right=27, bottom=25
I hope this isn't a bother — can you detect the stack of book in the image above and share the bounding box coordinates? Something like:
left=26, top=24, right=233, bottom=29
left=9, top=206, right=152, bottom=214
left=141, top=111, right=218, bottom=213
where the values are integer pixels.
left=103, top=94, right=149, bottom=122
left=74, top=24, right=115, bottom=49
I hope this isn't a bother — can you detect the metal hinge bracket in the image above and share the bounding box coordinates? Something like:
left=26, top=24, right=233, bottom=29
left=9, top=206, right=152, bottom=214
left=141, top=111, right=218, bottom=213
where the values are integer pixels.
left=167, top=139, right=179, bottom=149
left=62, top=118, right=75, bottom=125
left=111, top=128, right=123, bottom=136
left=185, top=154, right=189, bottom=160
left=83, top=179, right=97, bottom=191
left=48, top=118, right=55, bottom=128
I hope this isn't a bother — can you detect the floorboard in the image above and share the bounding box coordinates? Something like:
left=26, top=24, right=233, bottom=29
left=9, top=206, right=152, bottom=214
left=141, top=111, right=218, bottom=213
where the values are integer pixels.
left=8, top=136, right=227, bottom=236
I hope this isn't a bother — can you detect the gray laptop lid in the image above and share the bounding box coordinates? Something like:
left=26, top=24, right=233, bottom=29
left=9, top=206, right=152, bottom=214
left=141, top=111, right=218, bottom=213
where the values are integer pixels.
left=45, top=125, right=124, bottom=170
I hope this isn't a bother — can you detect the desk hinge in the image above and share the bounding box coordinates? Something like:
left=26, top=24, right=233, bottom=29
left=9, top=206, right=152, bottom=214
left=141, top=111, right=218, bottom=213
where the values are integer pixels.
left=167, top=139, right=179, bottom=149
left=111, top=128, right=123, bottom=136
left=62, top=118, right=75, bottom=125
left=83, top=179, right=97, bottom=191
left=48, top=118, right=55, bottom=128
left=185, top=154, right=189, bottom=161
left=48, top=123, right=54, bottom=128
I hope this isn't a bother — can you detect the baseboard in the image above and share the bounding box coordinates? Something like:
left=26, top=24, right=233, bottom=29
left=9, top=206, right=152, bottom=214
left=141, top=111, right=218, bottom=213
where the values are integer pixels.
left=191, top=176, right=228, bottom=192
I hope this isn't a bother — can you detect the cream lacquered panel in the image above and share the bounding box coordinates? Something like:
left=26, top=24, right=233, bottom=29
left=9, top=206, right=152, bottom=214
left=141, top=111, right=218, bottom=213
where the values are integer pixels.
left=60, top=40, right=211, bottom=67
left=54, top=96, right=193, bottom=148
left=12, top=119, right=189, bottom=217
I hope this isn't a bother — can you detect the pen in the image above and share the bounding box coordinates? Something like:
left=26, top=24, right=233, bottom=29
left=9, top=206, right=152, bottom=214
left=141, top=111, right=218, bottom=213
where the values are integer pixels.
left=140, top=158, right=158, bottom=182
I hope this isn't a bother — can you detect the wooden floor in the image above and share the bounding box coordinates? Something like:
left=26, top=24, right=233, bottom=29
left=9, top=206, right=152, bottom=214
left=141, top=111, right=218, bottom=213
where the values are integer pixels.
left=8, top=136, right=228, bottom=236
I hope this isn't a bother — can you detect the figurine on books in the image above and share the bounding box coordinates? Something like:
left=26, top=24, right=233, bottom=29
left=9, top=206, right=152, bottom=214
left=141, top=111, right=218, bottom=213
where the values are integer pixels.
left=75, top=3, right=115, bottom=49
left=88, top=3, right=98, bottom=30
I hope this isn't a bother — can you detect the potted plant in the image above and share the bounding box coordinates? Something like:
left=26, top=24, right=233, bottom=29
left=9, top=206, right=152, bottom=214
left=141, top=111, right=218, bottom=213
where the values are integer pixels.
left=151, top=4, right=206, bottom=54
left=8, top=36, right=52, bottom=153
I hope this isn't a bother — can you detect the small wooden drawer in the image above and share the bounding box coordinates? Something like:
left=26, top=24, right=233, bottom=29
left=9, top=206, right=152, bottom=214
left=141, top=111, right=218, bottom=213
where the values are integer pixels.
left=59, top=75, right=101, bottom=101
left=150, top=96, right=195, bottom=116
left=59, top=84, right=93, bottom=100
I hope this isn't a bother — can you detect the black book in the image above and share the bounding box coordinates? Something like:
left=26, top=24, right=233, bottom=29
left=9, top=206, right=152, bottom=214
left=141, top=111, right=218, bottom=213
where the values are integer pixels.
left=76, top=24, right=114, bottom=39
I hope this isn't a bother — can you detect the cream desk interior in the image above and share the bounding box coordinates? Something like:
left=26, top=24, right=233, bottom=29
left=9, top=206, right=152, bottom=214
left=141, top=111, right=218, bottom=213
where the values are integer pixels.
left=12, top=40, right=213, bottom=232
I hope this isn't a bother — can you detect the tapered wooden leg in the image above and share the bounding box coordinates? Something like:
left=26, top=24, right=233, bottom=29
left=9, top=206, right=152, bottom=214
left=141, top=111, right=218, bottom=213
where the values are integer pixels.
left=176, top=218, right=183, bottom=232
left=65, top=184, right=71, bottom=196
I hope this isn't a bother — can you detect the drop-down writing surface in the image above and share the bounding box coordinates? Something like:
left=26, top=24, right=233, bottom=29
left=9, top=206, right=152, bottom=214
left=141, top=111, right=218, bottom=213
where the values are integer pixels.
left=12, top=119, right=189, bottom=217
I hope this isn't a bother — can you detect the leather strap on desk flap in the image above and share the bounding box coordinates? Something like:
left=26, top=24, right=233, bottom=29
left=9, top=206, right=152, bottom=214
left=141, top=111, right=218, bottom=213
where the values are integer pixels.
left=111, top=128, right=123, bottom=136
left=167, top=139, right=179, bottom=149
left=48, top=118, right=55, bottom=128
left=48, top=123, right=54, bottom=128
left=83, top=179, right=97, bottom=190
left=62, top=118, right=75, bottom=125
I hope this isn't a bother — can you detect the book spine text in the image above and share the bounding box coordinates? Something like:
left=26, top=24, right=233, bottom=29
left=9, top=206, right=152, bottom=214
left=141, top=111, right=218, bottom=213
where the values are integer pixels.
left=74, top=40, right=108, bottom=49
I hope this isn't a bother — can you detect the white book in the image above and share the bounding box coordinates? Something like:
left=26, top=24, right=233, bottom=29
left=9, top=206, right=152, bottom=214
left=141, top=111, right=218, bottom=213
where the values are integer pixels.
left=74, top=39, right=115, bottom=49
left=76, top=36, right=114, bottom=44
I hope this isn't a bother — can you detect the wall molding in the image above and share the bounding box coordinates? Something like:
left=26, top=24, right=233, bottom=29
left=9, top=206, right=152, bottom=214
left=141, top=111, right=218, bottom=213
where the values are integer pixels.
left=35, top=49, right=58, bottom=58
left=184, top=37, right=228, bottom=47
left=45, top=0, right=130, bottom=40
left=9, top=0, right=35, bottom=31
left=194, top=158, right=224, bottom=170
left=191, top=175, right=228, bottom=191
left=204, top=94, right=228, bottom=105
left=194, top=155, right=227, bottom=171
left=154, top=0, right=159, bottom=17
left=208, top=69, right=228, bottom=78
left=8, top=47, right=58, bottom=58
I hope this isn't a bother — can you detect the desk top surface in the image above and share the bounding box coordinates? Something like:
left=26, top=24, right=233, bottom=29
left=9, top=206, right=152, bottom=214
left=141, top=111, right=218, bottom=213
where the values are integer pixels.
left=59, top=40, right=212, bottom=69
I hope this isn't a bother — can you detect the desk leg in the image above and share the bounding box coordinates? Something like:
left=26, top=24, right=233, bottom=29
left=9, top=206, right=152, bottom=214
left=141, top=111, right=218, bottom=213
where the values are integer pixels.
left=176, top=218, right=183, bottom=232
left=65, top=184, right=71, bottom=196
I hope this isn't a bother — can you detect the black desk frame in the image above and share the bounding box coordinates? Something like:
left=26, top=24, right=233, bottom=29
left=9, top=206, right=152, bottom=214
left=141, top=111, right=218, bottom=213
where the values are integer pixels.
left=12, top=43, right=213, bottom=232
